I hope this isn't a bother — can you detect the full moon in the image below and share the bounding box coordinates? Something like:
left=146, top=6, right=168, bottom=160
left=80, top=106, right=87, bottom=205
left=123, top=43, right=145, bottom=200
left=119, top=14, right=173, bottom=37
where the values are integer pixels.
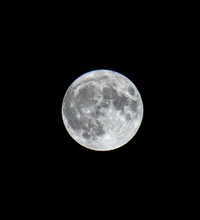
left=61, top=69, right=143, bottom=151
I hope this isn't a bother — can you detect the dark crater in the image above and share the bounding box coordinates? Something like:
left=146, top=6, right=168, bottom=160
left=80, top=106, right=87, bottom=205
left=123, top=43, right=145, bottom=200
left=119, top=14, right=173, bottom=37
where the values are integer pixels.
left=128, top=87, right=135, bottom=96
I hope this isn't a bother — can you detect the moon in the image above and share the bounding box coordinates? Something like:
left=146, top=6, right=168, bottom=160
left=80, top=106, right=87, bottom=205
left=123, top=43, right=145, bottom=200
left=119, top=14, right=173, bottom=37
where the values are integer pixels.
left=61, top=69, right=143, bottom=151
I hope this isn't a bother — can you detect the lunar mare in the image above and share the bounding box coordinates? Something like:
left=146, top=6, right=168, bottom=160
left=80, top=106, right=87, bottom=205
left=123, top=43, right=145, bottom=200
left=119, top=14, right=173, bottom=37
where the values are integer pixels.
left=62, top=69, right=143, bottom=151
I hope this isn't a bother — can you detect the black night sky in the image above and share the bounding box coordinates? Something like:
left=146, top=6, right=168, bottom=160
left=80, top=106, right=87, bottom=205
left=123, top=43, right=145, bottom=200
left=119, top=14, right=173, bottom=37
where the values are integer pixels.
left=22, top=23, right=148, bottom=178
left=4, top=3, right=190, bottom=214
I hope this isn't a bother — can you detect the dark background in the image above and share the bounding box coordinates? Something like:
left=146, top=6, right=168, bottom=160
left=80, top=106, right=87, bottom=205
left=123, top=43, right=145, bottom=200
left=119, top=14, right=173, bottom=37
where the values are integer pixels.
left=3, top=3, right=194, bottom=217
left=10, top=7, right=158, bottom=184
left=16, top=12, right=148, bottom=172
left=35, top=37, right=146, bottom=177
left=2, top=2, right=194, bottom=216
left=13, top=16, right=149, bottom=193
left=5, top=4, right=187, bottom=213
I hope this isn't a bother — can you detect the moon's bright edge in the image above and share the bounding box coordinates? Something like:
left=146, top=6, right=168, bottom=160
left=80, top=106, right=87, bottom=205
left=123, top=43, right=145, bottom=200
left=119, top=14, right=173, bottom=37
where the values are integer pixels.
left=62, top=69, right=143, bottom=151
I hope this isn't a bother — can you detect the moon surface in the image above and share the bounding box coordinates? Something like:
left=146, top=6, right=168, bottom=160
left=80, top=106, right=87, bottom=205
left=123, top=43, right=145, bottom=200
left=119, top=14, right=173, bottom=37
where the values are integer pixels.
left=61, top=69, right=143, bottom=151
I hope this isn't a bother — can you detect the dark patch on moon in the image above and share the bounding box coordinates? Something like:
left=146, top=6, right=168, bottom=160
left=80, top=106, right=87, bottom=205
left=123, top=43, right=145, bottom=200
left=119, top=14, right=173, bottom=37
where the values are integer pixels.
left=81, top=118, right=105, bottom=140
left=62, top=89, right=83, bottom=130
left=92, top=105, right=105, bottom=118
left=128, top=87, right=135, bottom=96
left=125, top=114, right=132, bottom=121
left=82, top=132, right=91, bottom=139
left=76, top=84, right=99, bottom=106
left=63, top=104, right=82, bottom=130
left=93, top=120, right=105, bottom=136
left=129, top=100, right=138, bottom=112
left=63, top=87, right=74, bottom=106
left=103, top=86, right=130, bottom=112
left=113, top=94, right=129, bottom=111
left=88, top=119, right=105, bottom=137
left=100, top=101, right=109, bottom=108
left=86, top=119, right=95, bottom=130
left=103, top=87, right=118, bottom=101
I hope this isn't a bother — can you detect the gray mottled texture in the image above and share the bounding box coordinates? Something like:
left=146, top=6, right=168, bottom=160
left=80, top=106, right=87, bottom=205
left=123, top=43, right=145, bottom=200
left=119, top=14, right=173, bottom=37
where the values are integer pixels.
left=103, top=87, right=118, bottom=101
left=129, top=100, right=138, bottom=112
left=100, top=101, right=109, bottom=108
left=62, top=89, right=82, bottom=130
left=113, top=94, right=129, bottom=111
left=93, top=120, right=105, bottom=136
left=125, top=114, right=132, bottom=121
left=63, top=83, right=138, bottom=136
left=128, top=87, right=135, bottom=96
left=63, top=86, right=106, bottom=139
left=76, top=84, right=98, bottom=106
left=91, top=105, right=105, bottom=118
left=82, top=132, right=91, bottom=139
left=62, top=69, right=143, bottom=151
left=63, top=104, right=82, bottom=130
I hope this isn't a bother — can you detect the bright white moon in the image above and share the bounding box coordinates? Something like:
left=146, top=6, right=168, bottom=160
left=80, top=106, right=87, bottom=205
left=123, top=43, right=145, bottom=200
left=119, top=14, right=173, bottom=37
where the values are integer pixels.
left=61, top=69, right=143, bottom=151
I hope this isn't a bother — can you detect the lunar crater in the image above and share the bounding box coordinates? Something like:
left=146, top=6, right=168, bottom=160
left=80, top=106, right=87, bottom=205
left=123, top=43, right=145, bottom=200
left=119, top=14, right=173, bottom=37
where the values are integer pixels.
left=128, top=87, right=135, bottom=96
